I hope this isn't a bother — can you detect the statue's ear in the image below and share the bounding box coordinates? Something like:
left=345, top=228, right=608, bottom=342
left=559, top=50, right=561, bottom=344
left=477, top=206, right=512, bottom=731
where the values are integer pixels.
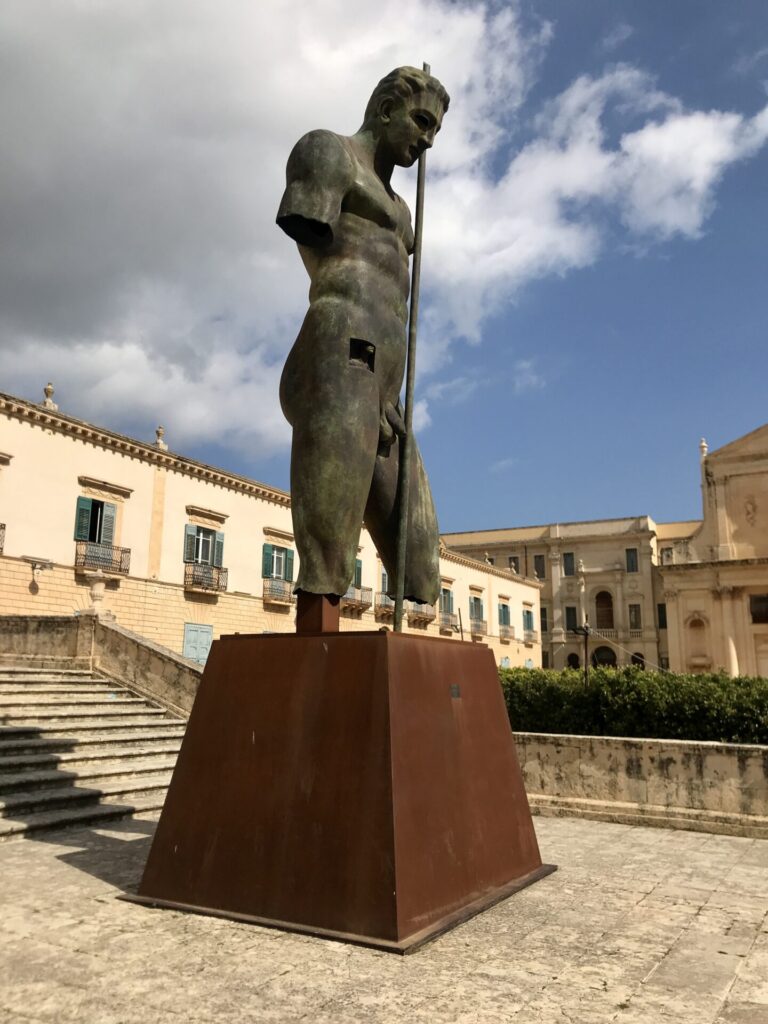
left=378, top=97, right=393, bottom=124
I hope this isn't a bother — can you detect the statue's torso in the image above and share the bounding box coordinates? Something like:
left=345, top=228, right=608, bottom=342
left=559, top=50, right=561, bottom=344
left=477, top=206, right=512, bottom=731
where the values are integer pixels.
left=283, top=133, right=415, bottom=408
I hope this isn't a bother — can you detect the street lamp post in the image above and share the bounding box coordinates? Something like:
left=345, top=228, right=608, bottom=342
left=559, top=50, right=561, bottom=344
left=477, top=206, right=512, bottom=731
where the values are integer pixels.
left=569, top=617, right=592, bottom=686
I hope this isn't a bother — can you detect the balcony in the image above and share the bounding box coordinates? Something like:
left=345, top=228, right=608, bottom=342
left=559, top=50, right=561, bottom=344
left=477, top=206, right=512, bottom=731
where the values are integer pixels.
left=407, top=601, right=436, bottom=625
left=628, top=628, right=643, bottom=640
left=341, top=585, right=373, bottom=613
left=469, top=618, right=487, bottom=636
left=499, top=624, right=515, bottom=641
left=594, top=628, right=617, bottom=640
left=523, top=629, right=539, bottom=644
left=184, top=563, right=228, bottom=594
left=75, top=541, right=130, bottom=575
left=0, top=522, right=5, bottom=554
left=263, top=577, right=295, bottom=605
left=375, top=591, right=395, bottom=618
left=438, top=611, right=458, bottom=632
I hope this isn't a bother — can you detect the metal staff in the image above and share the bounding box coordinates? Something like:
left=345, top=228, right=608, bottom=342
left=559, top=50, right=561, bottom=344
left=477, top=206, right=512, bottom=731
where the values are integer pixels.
left=394, top=61, right=430, bottom=632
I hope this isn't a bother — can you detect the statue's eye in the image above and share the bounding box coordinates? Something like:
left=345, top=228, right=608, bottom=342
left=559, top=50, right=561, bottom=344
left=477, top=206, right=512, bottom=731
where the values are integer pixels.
left=413, top=113, right=430, bottom=130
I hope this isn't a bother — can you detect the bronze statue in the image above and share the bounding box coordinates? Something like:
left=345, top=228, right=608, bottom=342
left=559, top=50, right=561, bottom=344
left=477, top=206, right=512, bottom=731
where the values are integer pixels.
left=277, top=67, right=449, bottom=605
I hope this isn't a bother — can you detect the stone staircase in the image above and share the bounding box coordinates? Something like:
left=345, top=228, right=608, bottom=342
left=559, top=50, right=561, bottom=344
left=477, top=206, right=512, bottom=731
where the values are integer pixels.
left=0, top=665, right=185, bottom=840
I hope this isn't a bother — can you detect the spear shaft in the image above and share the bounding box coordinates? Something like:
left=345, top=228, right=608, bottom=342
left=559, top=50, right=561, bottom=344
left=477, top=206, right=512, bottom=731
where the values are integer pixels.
left=393, top=61, right=430, bottom=632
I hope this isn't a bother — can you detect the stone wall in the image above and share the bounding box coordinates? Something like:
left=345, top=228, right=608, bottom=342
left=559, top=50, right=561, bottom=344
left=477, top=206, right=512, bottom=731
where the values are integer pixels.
left=0, top=614, right=201, bottom=715
left=516, top=731, right=768, bottom=839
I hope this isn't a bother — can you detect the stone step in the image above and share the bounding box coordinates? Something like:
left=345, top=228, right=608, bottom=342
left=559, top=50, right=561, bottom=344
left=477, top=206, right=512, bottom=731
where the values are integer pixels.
left=0, top=739, right=183, bottom=771
left=0, top=725, right=186, bottom=754
left=0, top=773, right=174, bottom=816
left=0, top=684, right=135, bottom=695
left=0, top=693, right=147, bottom=707
left=0, top=755, right=180, bottom=793
left=1, top=708, right=172, bottom=727
left=0, top=793, right=166, bottom=841
left=0, top=670, right=100, bottom=682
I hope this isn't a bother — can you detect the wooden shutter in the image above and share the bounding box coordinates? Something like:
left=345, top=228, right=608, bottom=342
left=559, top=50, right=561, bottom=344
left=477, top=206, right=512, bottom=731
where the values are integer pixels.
left=213, top=532, right=225, bottom=568
left=74, top=497, right=92, bottom=541
left=285, top=549, right=294, bottom=583
left=449, top=590, right=454, bottom=613
left=100, top=502, right=116, bottom=545
left=262, top=543, right=273, bottom=578
left=184, top=525, right=197, bottom=563
left=354, top=559, right=362, bottom=588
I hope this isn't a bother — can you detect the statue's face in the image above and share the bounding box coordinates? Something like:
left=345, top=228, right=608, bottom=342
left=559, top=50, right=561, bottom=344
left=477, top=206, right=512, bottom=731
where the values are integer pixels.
left=379, top=92, right=444, bottom=167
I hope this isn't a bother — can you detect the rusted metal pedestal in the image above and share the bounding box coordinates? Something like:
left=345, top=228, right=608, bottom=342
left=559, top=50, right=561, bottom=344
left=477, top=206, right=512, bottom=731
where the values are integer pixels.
left=132, top=631, right=554, bottom=952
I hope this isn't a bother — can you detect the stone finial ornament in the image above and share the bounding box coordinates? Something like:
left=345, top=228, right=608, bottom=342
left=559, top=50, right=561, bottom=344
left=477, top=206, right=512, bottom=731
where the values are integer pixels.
left=699, top=437, right=708, bottom=460
left=42, top=382, right=58, bottom=410
left=155, top=425, right=168, bottom=451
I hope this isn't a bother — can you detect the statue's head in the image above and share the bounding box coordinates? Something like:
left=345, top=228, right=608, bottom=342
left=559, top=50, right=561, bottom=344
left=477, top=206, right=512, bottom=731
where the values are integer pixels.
left=363, top=66, right=450, bottom=167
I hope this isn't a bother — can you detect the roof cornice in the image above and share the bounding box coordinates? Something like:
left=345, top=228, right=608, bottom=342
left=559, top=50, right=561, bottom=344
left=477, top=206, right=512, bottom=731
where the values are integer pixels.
left=440, top=543, right=543, bottom=588
left=0, top=392, right=291, bottom=508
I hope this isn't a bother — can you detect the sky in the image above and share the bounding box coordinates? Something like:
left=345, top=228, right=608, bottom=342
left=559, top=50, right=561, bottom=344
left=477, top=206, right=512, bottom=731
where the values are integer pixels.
left=1, top=0, right=767, bottom=532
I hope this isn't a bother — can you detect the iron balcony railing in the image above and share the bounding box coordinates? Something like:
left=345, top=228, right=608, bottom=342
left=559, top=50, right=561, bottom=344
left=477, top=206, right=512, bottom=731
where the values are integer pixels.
left=407, top=601, right=436, bottom=624
left=184, top=563, right=228, bottom=593
left=75, top=541, right=130, bottom=575
left=0, top=522, right=5, bottom=554
left=438, top=611, right=458, bottom=631
left=523, top=629, right=539, bottom=643
left=469, top=618, right=487, bottom=636
left=375, top=591, right=395, bottom=615
left=341, top=585, right=373, bottom=610
left=499, top=623, right=515, bottom=640
left=263, top=577, right=295, bottom=604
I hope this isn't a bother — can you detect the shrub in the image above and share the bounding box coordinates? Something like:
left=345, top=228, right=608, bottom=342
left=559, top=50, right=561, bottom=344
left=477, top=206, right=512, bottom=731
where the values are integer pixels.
left=499, top=666, right=768, bottom=744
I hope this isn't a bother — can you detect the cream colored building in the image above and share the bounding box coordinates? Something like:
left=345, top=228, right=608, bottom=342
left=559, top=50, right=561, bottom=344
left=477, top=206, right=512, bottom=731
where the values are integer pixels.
left=0, top=386, right=541, bottom=667
left=659, top=430, right=768, bottom=677
left=444, top=427, right=768, bottom=677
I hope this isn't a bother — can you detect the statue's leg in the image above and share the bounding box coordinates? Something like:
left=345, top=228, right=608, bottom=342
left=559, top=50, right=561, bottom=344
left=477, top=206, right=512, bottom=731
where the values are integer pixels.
left=365, top=432, right=440, bottom=606
left=289, top=369, right=380, bottom=597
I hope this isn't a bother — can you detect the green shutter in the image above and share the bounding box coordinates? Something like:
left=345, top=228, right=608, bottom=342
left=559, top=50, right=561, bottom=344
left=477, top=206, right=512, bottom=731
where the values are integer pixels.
left=100, top=502, right=116, bottom=545
left=184, top=525, right=197, bottom=563
left=262, top=543, right=273, bottom=578
left=354, top=559, right=362, bottom=588
left=74, top=497, right=92, bottom=541
left=213, top=531, right=225, bottom=568
left=285, top=549, right=294, bottom=583
left=449, top=590, right=454, bottom=613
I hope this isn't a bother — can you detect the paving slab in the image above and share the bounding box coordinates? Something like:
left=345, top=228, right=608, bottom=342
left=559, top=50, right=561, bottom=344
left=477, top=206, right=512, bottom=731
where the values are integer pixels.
left=0, top=815, right=766, bottom=1023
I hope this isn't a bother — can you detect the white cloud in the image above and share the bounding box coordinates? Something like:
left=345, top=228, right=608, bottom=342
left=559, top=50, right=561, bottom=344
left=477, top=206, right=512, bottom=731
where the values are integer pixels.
left=512, top=360, right=545, bottom=394
left=601, top=23, right=634, bottom=52
left=0, top=4, right=766, bottom=466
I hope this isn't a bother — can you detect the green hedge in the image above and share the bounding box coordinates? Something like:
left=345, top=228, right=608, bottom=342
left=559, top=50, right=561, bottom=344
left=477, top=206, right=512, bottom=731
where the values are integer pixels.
left=499, top=666, right=768, bottom=744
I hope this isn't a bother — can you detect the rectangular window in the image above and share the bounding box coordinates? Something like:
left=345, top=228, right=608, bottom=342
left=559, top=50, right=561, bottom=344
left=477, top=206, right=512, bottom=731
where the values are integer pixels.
left=522, top=608, right=534, bottom=632
left=626, top=548, right=639, bottom=573
left=74, top=497, right=116, bottom=545
left=469, top=595, right=484, bottom=621
left=565, top=605, right=578, bottom=631
left=381, top=567, right=389, bottom=592
left=657, top=603, right=668, bottom=630
left=261, top=542, right=294, bottom=582
left=354, top=559, right=363, bottom=588
left=486, top=556, right=495, bottom=565
left=629, top=603, right=642, bottom=630
left=750, top=594, right=768, bottom=624
left=563, top=552, right=575, bottom=577
left=660, top=547, right=673, bottom=565
left=498, top=603, right=510, bottom=626
left=440, top=587, right=454, bottom=613
left=508, top=555, right=520, bottom=574
left=542, top=651, right=550, bottom=669
left=533, top=554, right=546, bottom=580
left=540, top=606, right=548, bottom=633
left=184, top=525, right=224, bottom=567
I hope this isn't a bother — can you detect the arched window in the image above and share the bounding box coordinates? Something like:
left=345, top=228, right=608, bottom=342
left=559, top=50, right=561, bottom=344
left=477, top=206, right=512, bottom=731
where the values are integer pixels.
left=595, top=591, right=614, bottom=630
left=631, top=652, right=645, bottom=667
left=591, top=645, right=617, bottom=668
left=567, top=652, right=580, bottom=669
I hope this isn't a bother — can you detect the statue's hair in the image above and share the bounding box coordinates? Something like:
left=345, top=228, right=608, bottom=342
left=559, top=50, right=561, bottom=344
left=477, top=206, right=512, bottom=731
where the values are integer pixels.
left=363, top=66, right=450, bottom=124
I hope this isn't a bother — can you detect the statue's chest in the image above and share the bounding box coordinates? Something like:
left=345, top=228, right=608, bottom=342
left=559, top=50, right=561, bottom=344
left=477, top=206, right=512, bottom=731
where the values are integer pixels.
left=342, top=171, right=414, bottom=251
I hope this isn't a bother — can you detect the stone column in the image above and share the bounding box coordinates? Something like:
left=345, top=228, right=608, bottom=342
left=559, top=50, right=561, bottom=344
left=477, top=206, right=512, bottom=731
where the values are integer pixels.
left=549, top=547, right=562, bottom=638
left=663, top=589, right=681, bottom=671
left=720, top=586, right=740, bottom=677
left=614, top=565, right=625, bottom=634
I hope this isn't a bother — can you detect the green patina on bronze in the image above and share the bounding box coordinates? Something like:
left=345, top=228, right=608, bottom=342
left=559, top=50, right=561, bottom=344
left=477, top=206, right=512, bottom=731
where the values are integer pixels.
left=276, top=67, right=449, bottom=603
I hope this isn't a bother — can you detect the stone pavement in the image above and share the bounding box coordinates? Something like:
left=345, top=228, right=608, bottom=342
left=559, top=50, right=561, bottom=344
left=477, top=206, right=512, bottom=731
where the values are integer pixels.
left=1, top=815, right=767, bottom=1024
